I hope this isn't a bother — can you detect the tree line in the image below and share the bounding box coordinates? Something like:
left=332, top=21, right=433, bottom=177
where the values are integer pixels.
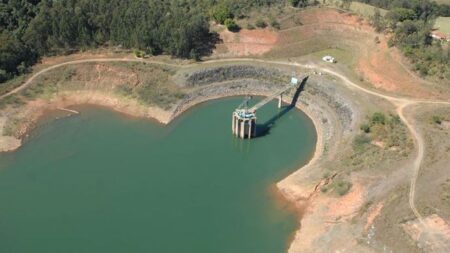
left=0, top=0, right=280, bottom=83
left=357, top=0, right=450, bottom=16
left=362, top=0, right=450, bottom=79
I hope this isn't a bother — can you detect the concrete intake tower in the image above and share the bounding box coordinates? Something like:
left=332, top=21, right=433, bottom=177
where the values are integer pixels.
left=232, top=77, right=300, bottom=139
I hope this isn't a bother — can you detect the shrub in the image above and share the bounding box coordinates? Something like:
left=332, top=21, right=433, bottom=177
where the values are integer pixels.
left=247, top=23, right=255, bottom=30
left=212, top=5, right=233, bottom=25
left=389, top=115, right=401, bottom=125
left=360, top=123, right=371, bottom=133
left=290, top=0, right=308, bottom=7
left=271, top=20, right=281, bottom=30
left=224, top=18, right=240, bottom=32
left=374, top=36, right=380, bottom=44
left=335, top=180, right=352, bottom=196
left=115, top=85, right=133, bottom=96
left=370, top=112, right=386, bottom=126
left=432, top=115, right=442, bottom=125
left=0, top=69, right=10, bottom=83
left=255, top=19, right=267, bottom=28
left=353, top=134, right=371, bottom=151
left=133, top=49, right=144, bottom=58
left=290, top=0, right=300, bottom=6
left=293, top=16, right=303, bottom=25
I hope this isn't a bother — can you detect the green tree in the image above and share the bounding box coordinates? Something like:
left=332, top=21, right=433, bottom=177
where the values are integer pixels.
left=290, top=0, right=308, bottom=7
left=0, top=0, right=280, bottom=84
left=370, top=112, right=386, bottom=126
left=371, top=8, right=385, bottom=32
left=211, top=5, right=233, bottom=25
left=386, top=8, right=417, bottom=29
left=224, top=18, right=240, bottom=32
left=342, top=0, right=352, bottom=10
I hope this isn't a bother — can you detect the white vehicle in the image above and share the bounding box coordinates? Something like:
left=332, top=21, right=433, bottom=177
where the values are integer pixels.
left=322, top=55, right=336, bottom=63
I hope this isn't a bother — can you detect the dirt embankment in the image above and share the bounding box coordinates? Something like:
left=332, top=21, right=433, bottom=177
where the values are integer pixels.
left=0, top=59, right=424, bottom=253
left=272, top=7, right=447, bottom=99
left=215, top=29, right=279, bottom=57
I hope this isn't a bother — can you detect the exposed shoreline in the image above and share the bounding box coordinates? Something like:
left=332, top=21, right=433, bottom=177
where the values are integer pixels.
left=1, top=91, right=325, bottom=154
left=0, top=87, right=326, bottom=252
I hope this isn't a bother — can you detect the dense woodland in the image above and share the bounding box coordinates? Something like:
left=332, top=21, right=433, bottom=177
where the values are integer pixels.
left=0, top=0, right=280, bottom=83
left=1, top=0, right=449, bottom=84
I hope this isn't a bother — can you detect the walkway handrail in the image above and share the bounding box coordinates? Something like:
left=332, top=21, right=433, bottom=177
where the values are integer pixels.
left=249, top=86, right=293, bottom=112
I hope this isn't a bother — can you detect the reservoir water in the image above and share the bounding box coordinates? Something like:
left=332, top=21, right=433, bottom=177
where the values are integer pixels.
left=0, top=97, right=316, bottom=253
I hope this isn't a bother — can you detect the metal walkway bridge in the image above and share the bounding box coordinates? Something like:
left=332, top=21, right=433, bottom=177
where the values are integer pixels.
left=232, top=76, right=302, bottom=139
left=249, top=85, right=294, bottom=112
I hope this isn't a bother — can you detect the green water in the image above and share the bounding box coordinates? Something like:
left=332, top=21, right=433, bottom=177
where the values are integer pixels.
left=0, top=97, right=316, bottom=253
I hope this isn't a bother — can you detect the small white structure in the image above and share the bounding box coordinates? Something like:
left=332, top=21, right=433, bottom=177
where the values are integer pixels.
left=322, top=55, right=336, bottom=63
left=291, top=77, right=298, bottom=86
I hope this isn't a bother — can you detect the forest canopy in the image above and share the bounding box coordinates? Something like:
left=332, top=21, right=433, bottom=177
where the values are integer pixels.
left=2, top=0, right=448, bottom=84
left=0, top=0, right=280, bottom=83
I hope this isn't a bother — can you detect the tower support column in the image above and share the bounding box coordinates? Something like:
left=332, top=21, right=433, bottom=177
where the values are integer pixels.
left=235, top=117, right=240, bottom=137
left=240, top=120, right=245, bottom=139
left=248, top=120, right=252, bottom=139
left=232, top=110, right=256, bottom=139
left=232, top=114, right=235, bottom=134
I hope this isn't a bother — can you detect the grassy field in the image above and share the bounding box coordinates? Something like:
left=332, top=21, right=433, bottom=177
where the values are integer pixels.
left=325, top=0, right=388, bottom=17
left=311, top=48, right=354, bottom=66
left=434, top=17, right=450, bottom=36
left=434, top=0, right=450, bottom=5
left=5, top=62, right=183, bottom=111
left=414, top=105, right=450, bottom=221
left=349, top=2, right=388, bottom=17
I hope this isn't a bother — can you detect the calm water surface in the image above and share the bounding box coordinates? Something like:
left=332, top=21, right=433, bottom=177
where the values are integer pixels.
left=0, top=97, right=316, bottom=253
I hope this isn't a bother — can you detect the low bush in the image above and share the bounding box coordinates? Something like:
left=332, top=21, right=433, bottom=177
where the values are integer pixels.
left=247, top=23, right=255, bottom=30
left=432, top=115, right=442, bottom=125
left=353, top=134, right=372, bottom=151
left=255, top=19, right=267, bottom=28
left=224, top=18, right=240, bottom=32
left=133, top=49, right=145, bottom=58
left=370, top=112, right=386, bottom=125
left=360, top=123, right=371, bottom=133
left=320, top=178, right=353, bottom=196
left=335, top=180, right=353, bottom=196
left=271, top=20, right=281, bottom=30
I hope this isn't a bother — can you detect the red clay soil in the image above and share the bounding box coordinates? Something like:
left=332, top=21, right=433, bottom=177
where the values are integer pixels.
left=357, top=39, right=437, bottom=98
left=299, top=8, right=366, bottom=26
left=217, top=29, right=279, bottom=57
left=403, top=214, right=450, bottom=252
left=276, top=8, right=441, bottom=99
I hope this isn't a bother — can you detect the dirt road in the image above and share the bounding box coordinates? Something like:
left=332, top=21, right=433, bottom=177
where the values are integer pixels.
left=2, top=56, right=449, bottom=251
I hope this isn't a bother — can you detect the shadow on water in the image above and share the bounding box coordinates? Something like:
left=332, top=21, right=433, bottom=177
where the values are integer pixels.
left=255, top=76, right=309, bottom=137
